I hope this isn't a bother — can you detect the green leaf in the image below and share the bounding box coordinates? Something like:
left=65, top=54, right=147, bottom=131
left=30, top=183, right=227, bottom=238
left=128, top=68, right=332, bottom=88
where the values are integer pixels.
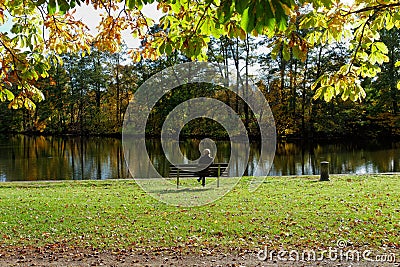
left=240, top=6, right=255, bottom=32
left=200, top=18, right=211, bottom=35
left=4, top=89, right=15, bottom=101
left=384, top=12, right=394, bottom=30
left=47, top=0, right=57, bottom=15
left=158, top=40, right=165, bottom=54
left=341, top=87, right=349, bottom=101
left=69, top=0, right=77, bottom=9
left=255, top=21, right=264, bottom=35
left=357, top=83, right=366, bottom=99
left=292, top=45, right=300, bottom=59
left=10, top=24, right=21, bottom=34
left=312, top=74, right=328, bottom=90
left=32, top=87, right=45, bottom=102
left=237, top=28, right=246, bottom=39
left=270, top=42, right=281, bottom=60
left=34, top=0, right=46, bottom=6
left=235, top=0, right=247, bottom=14
left=165, top=43, right=173, bottom=55
left=357, top=51, right=369, bottom=61
left=282, top=44, right=290, bottom=61
left=126, top=0, right=136, bottom=10
left=210, top=22, right=222, bottom=39
left=371, top=12, right=385, bottom=31
left=8, top=98, right=23, bottom=109
left=323, top=85, right=334, bottom=102
left=58, top=0, right=70, bottom=14
left=24, top=98, right=36, bottom=110
left=219, top=0, right=233, bottom=24
left=313, top=86, right=325, bottom=100
left=277, top=17, right=287, bottom=31
left=320, top=0, right=333, bottom=8
left=265, top=18, right=276, bottom=36
left=274, top=3, right=287, bottom=31
left=135, top=0, right=143, bottom=9
left=374, top=42, right=388, bottom=54
left=171, top=0, right=181, bottom=13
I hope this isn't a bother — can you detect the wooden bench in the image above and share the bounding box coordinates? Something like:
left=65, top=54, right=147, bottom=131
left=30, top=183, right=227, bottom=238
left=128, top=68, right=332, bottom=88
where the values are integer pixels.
left=169, top=163, right=229, bottom=188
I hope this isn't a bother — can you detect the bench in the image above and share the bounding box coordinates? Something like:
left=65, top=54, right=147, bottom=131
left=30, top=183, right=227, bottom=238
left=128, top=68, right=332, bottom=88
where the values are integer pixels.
left=169, top=163, right=229, bottom=188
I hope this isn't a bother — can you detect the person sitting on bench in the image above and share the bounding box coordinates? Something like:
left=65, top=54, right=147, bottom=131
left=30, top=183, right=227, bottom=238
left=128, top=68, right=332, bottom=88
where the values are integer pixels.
left=197, top=149, right=214, bottom=185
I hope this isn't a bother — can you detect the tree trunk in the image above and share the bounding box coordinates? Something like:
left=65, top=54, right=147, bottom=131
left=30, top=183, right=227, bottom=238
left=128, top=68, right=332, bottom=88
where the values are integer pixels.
left=301, top=54, right=308, bottom=137
left=244, top=34, right=250, bottom=130
left=116, top=54, right=121, bottom=125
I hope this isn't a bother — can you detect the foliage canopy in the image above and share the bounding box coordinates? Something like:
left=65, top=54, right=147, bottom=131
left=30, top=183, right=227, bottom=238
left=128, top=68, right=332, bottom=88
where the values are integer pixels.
left=1, top=0, right=400, bottom=107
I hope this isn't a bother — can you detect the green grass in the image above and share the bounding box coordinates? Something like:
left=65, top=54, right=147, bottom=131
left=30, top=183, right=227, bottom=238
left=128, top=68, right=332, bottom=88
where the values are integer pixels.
left=0, top=175, right=398, bottom=252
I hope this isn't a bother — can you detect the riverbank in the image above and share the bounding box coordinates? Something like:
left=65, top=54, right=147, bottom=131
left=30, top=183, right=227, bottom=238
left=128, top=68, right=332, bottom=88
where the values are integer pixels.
left=0, top=175, right=398, bottom=266
left=3, top=130, right=400, bottom=142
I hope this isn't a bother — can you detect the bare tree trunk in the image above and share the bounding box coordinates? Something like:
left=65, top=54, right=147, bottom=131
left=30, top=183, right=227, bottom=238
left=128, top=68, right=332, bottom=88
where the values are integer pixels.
left=221, top=38, right=231, bottom=109
left=279, top=48, right=286, bottom=104
left=116, top=54, right=121, bottom=125
left=301, top=54, right=308, bottom=137
left=95, top=55, right=101, bottom=111
left=244, top=34, right=250, bottom=130
left=229, top=38, right=240, bottom=114
left=389, top=44, right=398, bottom=114
left=309, top=46, right=324, bottom=137
left=290, top=54, right=298, bottom=118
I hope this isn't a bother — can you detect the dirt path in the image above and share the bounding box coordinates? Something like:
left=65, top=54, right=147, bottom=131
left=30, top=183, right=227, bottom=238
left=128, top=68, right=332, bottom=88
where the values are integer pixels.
left=0, top=247, right=399, bottom=267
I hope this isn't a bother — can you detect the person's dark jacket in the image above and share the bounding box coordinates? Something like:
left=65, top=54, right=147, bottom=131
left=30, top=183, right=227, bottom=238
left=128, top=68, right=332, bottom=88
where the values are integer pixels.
left=198, top=155, right=213, bottom=165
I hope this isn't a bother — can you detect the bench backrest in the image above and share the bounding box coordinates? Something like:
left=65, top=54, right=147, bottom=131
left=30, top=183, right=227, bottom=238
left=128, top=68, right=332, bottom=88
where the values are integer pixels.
left=169, top=163, right=228, bottom=177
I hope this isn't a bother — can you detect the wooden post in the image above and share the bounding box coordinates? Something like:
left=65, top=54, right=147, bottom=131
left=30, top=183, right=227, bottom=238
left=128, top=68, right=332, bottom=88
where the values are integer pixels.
left=177, top=169, right=180, bottom=188
left=217, top=164, right=220, bottom=188
left=320, top=161, right=330, bottom=181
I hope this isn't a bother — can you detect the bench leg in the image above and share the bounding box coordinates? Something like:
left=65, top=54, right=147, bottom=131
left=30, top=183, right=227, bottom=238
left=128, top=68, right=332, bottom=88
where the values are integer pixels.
left=217, top=165, right=220, bottom=188
left=201, top=177, right=205, bottom=187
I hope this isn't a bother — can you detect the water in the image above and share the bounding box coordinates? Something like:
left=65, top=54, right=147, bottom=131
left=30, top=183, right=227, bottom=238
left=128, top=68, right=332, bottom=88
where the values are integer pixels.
left=0, top=135, right=129, bottom=182
left=0, top=135, right=400, bottom=182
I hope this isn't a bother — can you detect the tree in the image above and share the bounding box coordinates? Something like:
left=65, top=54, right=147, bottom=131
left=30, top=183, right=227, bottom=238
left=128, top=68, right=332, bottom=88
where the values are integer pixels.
left=2, top=0, right=400, bottom=108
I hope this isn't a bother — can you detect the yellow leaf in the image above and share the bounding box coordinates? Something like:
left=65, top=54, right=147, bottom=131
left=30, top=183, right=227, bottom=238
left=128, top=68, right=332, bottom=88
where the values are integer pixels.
left=0, top=11, right=4, bottom=25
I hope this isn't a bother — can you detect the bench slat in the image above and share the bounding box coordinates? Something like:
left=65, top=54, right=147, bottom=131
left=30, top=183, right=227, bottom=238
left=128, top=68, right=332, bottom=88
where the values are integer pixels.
left=169, top=163, right=229, bottom=188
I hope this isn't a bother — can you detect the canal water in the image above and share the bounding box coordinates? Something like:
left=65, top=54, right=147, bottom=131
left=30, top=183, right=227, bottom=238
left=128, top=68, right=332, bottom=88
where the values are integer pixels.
left=0, top=135, right=399, bottom=182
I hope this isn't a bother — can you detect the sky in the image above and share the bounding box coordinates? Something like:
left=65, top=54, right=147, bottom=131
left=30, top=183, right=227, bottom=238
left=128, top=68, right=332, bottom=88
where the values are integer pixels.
left=73, top=3, right=163, bottom=49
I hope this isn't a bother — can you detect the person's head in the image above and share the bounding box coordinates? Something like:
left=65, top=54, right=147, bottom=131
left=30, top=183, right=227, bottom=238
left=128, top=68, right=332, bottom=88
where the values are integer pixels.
left=203, top=148, right=211, bottom=156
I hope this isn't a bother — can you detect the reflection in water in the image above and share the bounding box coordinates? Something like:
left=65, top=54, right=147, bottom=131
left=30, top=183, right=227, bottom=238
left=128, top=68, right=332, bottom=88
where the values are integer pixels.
left=127, top=138, right=260, bottom=178
left=0, top=135, right=400, bottom=181
left=270, top=140, right=400, bottom=175
left=0, top=135, right=130, bottom=181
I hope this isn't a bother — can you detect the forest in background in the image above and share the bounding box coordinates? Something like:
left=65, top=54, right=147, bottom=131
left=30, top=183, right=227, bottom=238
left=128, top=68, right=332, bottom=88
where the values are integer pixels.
left=1, top=27, right=400, bottom=140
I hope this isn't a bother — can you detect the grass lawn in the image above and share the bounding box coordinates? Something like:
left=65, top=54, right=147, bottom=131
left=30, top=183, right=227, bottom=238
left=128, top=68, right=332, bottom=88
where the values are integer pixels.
left=0, top=175, right=398, bottom=253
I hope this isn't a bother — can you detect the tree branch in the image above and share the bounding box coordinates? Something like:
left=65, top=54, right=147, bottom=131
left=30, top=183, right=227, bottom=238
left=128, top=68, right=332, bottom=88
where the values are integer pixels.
left=347, top=14, right=375, bottom=74
left=344, top=2, right=400, bottom=16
